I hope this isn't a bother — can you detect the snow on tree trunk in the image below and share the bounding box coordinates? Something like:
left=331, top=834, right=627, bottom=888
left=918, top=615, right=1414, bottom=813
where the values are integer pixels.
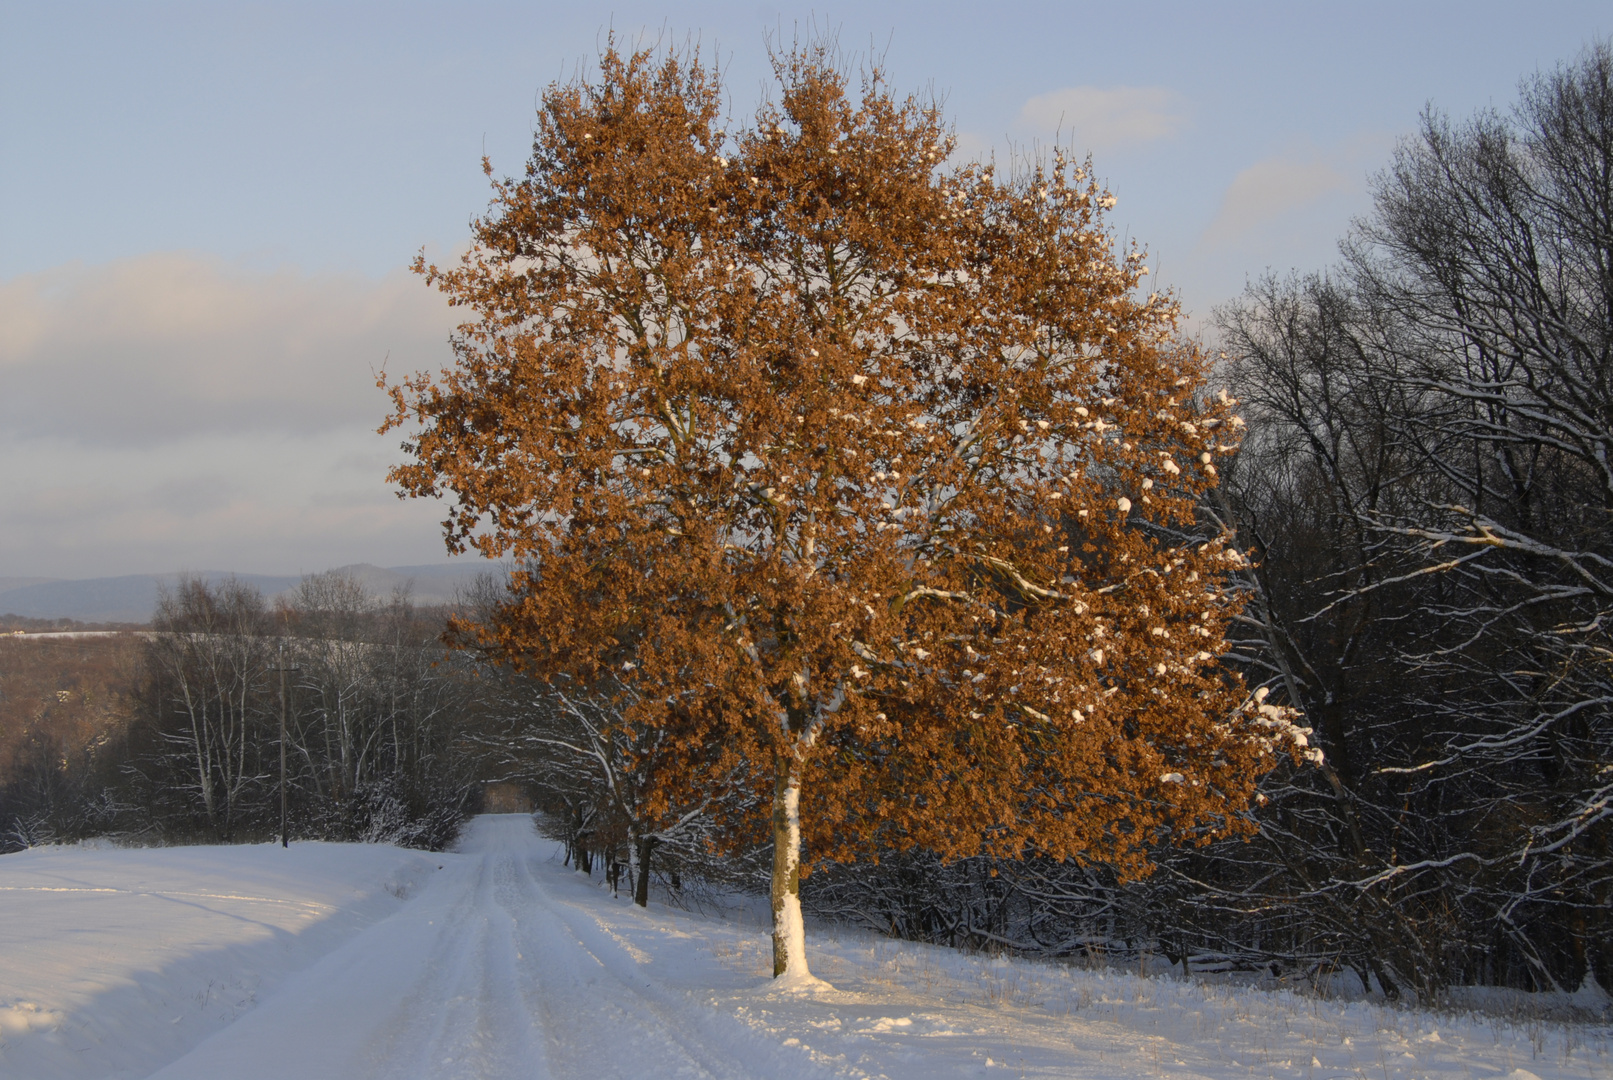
left=770, top=767, right=823, bottom=987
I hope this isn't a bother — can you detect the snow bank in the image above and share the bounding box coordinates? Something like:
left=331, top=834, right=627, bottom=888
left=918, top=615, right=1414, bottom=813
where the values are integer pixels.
left=2, top=818, right=1608, bottom=1080
left=745, top=929, right=1613, bottom=1078
left=0, top=839, right=438, bottom=1079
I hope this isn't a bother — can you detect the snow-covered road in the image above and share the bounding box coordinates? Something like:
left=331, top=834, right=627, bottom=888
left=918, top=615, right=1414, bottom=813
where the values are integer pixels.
left=145, top=814, right=814, bottom=1080
left=4, top=814, right=1608, bottom=1080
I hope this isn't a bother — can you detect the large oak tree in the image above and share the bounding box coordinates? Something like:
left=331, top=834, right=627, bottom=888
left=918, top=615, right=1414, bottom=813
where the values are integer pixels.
left=384, top=42, right=1312, bottom=982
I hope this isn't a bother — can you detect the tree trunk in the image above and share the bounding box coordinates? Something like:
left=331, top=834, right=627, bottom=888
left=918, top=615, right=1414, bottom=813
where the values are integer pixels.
left=634, top=836, right=658, bottom=907
left=770, top=766, right=811, bottom=979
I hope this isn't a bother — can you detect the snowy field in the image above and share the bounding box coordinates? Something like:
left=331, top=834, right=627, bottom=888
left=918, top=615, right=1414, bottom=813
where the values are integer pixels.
left=1, top=815, right=1608, bottom=1080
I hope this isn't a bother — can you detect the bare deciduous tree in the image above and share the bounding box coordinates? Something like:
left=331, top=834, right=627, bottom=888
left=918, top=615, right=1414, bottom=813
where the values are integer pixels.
left=1212, top=41, right=1613, bottom=995
left=144, top=577, right=273, bottom=840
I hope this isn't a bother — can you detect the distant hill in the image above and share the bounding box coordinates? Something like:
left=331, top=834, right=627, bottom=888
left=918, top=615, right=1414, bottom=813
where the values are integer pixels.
left=0, top=563, right=494, bottom=623
left=0, top=576, right=58, bottom=594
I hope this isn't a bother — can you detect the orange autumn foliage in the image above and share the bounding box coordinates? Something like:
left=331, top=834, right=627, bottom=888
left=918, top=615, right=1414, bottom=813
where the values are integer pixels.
left=383, top=42, right=1307, bottom=977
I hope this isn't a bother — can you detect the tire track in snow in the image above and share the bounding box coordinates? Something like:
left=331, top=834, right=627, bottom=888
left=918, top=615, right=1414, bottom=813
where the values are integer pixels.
left=358, top=849, right=550, bottom=1079
left=503, top=843, right=849, bottom=1080
left=149, top=815, right=839, bottom=1080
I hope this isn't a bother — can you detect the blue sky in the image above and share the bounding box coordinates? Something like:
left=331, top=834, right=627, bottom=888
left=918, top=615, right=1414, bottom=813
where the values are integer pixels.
left=2, top=2, right=1607, bottom=579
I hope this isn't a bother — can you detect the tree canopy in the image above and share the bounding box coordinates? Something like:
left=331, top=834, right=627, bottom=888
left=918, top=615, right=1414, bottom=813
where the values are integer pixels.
left=383, top=41, right=1310, bottom=980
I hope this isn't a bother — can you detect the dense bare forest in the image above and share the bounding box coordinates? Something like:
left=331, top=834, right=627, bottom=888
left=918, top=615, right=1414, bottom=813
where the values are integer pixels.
left=1199, top=42, right=1613, bottom=997
left=0, top=572, right=479, bottom=852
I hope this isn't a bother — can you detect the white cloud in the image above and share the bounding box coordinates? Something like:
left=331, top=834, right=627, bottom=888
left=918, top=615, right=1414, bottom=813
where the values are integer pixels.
left=1162, top=136, right=1392, bottom=333
left=0, top=254, right=467, bottom=577
left=0, top=252, right=458, bottom=447
left=0, top=428, right=459, bottom=578
left=1198, top=154, right=1349, bottom=251
left=1016, top=86, right=1187, bottom=151
left=947, top=129, right=996, bottom=165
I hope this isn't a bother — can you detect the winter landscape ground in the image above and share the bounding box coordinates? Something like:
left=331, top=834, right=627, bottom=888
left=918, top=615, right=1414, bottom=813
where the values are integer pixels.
left=1, top=814, right=1608, bottom=1080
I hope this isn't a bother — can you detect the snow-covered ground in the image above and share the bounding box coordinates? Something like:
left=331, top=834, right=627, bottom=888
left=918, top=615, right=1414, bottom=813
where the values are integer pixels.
left=1, top=815, right=1607, bottom=1080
